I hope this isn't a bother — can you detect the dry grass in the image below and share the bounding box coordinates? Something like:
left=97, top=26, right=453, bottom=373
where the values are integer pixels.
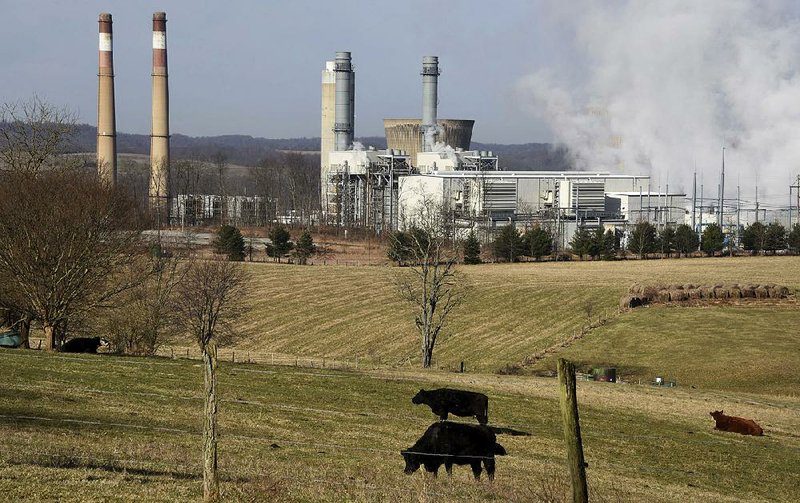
left=0, top=350, right=797, bottom=502
left=227, top=256, right=800, bottom=374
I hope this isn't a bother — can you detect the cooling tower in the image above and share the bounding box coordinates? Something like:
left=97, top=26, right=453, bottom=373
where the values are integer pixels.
left=384, top=119, right=474, bottom=166
left=97, top=13, right=116, bottom=185
left=149, top=11, right=170, bottom=213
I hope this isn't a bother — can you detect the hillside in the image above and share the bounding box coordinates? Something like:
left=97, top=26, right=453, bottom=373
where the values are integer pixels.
left=69, top=124, right=571, bottom=170
left=176, top=256, right=800, bottom=392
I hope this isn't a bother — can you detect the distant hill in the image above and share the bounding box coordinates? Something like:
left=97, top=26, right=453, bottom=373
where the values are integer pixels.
left=71, top=124, right=572, bottom=171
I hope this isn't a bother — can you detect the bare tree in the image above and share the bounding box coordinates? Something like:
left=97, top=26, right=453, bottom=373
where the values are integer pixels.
left=0, top=96, right=80, bottom=174
left=175, top=259, right=250, bottom=503
left=395, top=195, right=466, bottom=368
left=0, top=170, right=143, bottom=350
left=102, top=253, right=184, bottom=355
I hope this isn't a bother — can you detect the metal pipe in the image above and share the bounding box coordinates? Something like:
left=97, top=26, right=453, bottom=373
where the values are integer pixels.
left=333, top=52, right=353, bottom=151
left=97, top=13, right=116, bottom=185
left=421, top=56, right=440, bottom=152
left=150, top=11, right=170, bottom=214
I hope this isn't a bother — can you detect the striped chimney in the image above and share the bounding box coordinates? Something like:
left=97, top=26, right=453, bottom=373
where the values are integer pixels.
left=149, top=11, right=170, bottom=214
left=97, top=13, right=117, bottom=185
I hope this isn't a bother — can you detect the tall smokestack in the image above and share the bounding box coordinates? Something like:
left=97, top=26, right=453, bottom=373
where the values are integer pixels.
left=97, top=13, right=116, bottom=185
left=333, top=51, right=353, bottom=151
left=421, top=56, right=440, bottom=152
left=150, top=11, right=170, bottom=213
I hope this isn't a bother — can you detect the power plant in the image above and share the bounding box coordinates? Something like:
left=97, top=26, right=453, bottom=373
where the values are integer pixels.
left=149, top=11, right=170, bottom=215
left=87, top=14, right=799, bottom=249
left=96, top=13, right=116, bottom=185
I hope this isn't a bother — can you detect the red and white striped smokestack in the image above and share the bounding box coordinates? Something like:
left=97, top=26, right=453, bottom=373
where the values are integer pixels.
left=97, top=12, right=116, bottom=185
left=149, top=11, right=170, bottom=214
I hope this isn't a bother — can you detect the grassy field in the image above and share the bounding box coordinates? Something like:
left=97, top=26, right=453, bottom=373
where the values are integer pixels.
left=228, top=256, right=800, bottom=375
left=532, top=304, right=800, bottom=396
left=1, top=350, right=798, bottom=502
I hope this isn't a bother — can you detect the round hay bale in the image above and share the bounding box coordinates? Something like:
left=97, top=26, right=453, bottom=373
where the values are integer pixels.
left=697, top=285, right=712, bottom=299
left=687, top=288, right=701, bottom=300
left=641, top=286, right=660, bottom=301
left=669, top=289, right=688, bottom=302
left=629, top=283, right=644, bottom=296
left=773, top=285, right=790, bottom=298
left=620, top=296, right=645, bottom=309
left=755, top=286, right=768, bottom=299
left=728, top=286, right=742, bottom=299
left=657, top=290, right=671, bottom=303
left=713, top=286, right=728, bottom=299
left=741, top=285, right=756, bottom=298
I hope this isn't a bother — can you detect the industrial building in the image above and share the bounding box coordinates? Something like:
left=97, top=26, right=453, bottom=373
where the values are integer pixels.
left=319, top=52, right=687, bottom=243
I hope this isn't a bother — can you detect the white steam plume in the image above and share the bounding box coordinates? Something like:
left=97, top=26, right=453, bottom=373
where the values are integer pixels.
left=518, top=1, right=800, bottom=204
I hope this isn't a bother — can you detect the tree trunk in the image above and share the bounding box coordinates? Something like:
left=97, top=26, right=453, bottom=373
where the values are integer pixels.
left=43, top=323, right=56, bottom=351
left=202, top=340, right=219, bottom=502
left=18, top=316, right=30, bottom=349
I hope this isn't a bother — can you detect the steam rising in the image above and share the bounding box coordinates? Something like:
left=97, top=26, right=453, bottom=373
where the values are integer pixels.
left=519, top=1, right=800, bottom=203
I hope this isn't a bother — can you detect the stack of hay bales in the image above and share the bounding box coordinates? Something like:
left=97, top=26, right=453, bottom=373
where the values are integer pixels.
left=621, top=283, right=792, bottom=310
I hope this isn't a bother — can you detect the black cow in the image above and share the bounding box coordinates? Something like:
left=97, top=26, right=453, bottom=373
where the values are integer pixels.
left=401, top=421, right=506, bottom=480
left=412, top=388, right=489, bottom=425
left=60, top=337, right=106, bottom=354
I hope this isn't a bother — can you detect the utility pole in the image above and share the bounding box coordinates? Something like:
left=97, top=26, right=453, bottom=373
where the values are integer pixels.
left=718, top=147, right=725, bottom=229
left=692, top=172, right=697, bottom=232
left=755, top=185, right=759, bottom=223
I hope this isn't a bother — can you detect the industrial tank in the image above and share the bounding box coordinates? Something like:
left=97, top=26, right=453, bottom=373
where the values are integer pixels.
left=384, top=118, right=474, bottom=167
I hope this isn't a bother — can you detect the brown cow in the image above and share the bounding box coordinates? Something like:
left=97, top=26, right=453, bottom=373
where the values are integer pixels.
left=710, top=410, right=763, bottom=436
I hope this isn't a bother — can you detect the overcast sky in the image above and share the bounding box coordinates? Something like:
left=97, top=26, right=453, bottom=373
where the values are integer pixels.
left=4, top=1, right=800, bottom=202
left=0, top=0, right=565, bottom=143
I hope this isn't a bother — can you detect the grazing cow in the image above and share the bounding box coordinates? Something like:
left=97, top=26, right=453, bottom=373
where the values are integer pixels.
left=412, top=388, right=489, bottom=425
left=60, top=337, right=107, bottom=354
left=401, top=421, right=506, bottom=480
left=710, top=410, right=764, bottom=436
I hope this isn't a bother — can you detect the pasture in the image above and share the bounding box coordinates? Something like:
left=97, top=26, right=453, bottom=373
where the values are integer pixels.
left=1, top=350, right=798, bottom=502
left=6, top=255, right=800, bottom=501
left=232, top=256, right=800, bottom=375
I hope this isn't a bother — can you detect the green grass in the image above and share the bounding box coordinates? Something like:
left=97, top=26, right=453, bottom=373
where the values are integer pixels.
left=0, top=350, right=798, bottom=502
left=532, top=304, right=800, bottom=396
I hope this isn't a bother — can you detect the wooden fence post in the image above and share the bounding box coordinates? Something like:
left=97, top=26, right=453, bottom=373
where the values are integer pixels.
left=557, top=358, right=588, bottom=503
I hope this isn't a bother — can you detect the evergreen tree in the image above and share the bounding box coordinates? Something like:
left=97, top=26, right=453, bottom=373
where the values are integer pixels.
left=525, top=225, right=553, bottom=261
left=701, top=223, right=724, bottom=256
left=266, top=225, right=293, bottom=262
left=462, top=231, right=482, bottom=265
left=587, top=227, right=605, bottom=260
left=628, top=221, right=657, bottom=259
left=765, top=222, right=787, bottom=254
left=601, top=229, right=617, bottom=260
left=742, top=221, right=766, bottom=254
left=493, top=223, right=524, bottom=262
left=387, top=230, right=411, bottom=265
left=788, top=223, right=800, bottom=252
left=213, top=224, right=245, bottom=261
left=569, top=227, right=592, bottom=259
left=658, top=226, right=676, bottom=257
left=293, top=230, right=316, bottom=265
left=674, top=224, right=699, bottom=257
